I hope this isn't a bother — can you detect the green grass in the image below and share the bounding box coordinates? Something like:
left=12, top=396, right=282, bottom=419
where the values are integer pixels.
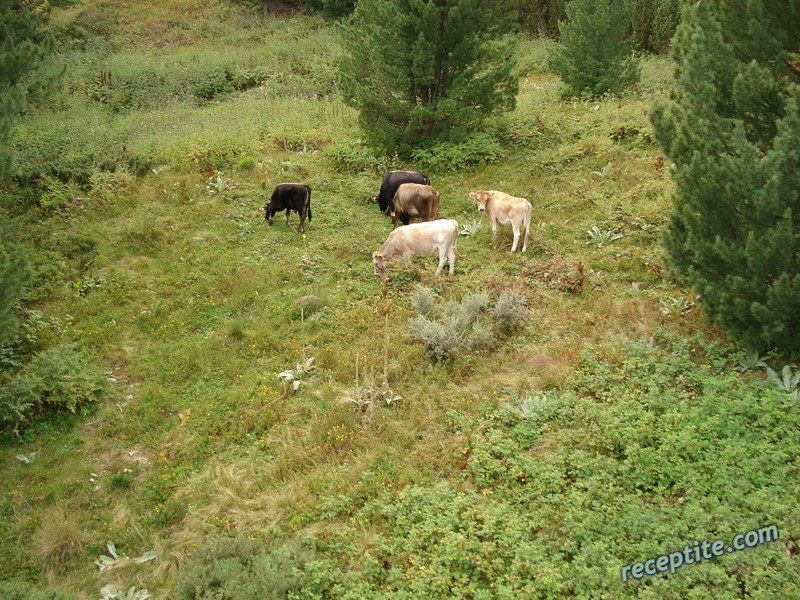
left=2, top=2, right=798, bottom=599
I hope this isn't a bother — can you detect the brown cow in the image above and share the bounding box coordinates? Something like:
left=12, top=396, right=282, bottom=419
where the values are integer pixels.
left=390, top=183, right=440, bottom=228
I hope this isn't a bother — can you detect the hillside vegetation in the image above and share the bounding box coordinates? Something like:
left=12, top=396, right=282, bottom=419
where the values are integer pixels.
left=1, top=1, right=798, bottom=599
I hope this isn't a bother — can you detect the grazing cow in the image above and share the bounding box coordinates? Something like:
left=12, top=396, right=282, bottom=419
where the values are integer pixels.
left=469, top=190, right=532, bottom=252
left=373, top=219, right=458, bottom=277
left=265, top=183, right=312, bottom=233
left=391, top=183, right=440, bottom=228
left=376, top=170, right=429, bottom=214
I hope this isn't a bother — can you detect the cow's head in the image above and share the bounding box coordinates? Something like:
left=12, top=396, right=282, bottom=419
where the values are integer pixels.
left=264, top=202, right=274, bottom=224
left=372, top=252, right=388, bottom=276
left=376, top=193, right=390, bottom=214
left=470, top=191, right=490, bottom=212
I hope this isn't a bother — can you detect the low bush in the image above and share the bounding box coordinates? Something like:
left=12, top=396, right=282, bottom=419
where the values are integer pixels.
left=13, top=118, right=148, bottom=185
left=407, top=287, right=528, bottom=361
left=175, top=535, right=328, bottom=600
left=89, top=168, right=136, bottom=205
left=0, top=580, right=78, bottom=600
left=324, top=137, right=390, bottom=173
left=492, top=289, right=530, bottom=334
left=0, top=343, right=106, bottom=426
left=0, top=220, right=31, bottom=348
left=411, top=132, right=504, bottom=171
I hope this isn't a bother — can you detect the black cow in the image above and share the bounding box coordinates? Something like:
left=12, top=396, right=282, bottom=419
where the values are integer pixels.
left=265, top=183, right=312, bottom=233
left=375, top=170, right=429, bottom=215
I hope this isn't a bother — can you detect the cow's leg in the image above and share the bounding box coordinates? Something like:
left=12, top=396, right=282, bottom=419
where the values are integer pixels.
left=298, top=210, right=306, bottom=233
left=447, top=245, right=456, bottom=275
left=521, top=220, right=529, bottom=252
left=490, top=217, right=498, bottom=241
left=285, top=209, right=291, bottom=226
left=435, top=247, right=447, bottom=275
left=510, top=223, right=520, bottom=252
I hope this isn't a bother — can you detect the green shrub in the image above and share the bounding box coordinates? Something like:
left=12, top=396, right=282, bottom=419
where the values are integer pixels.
left=407, top=315, right=464, bottom=362
left=410, top=133, right=505, bottom=171
left=36, top=176, right=85, bottom=212
left=176, top=535, right=326, bottom=600
left=324, top=138, right=389, bottom=173
left=192, top=67, right=235, bottom=102
left=0, top=580, right=78, bottom=600
left=303, top=0, right=355, bottom=17
left=234, top=156, right=257, bottom=172
left=89, top=168, right=136, bottom=205
left=0, top=342, right=106, bottom=426
left=13, top=119, right=140, bottom=185
left=0, top=218, right=31, bottom=348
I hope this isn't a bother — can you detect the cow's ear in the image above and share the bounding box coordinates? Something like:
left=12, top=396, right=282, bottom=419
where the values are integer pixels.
left=469, top=192, right=477, bottom=199
left=373, top=252, right=383, bottom=260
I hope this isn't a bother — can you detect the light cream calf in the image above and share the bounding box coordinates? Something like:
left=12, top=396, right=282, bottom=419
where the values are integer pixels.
left=469, top=190, right=532, bottom=252
left=373, top=219, right=458, bottom=276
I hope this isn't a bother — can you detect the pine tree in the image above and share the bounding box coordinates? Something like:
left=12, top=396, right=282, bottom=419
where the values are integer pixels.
left=0, top=0, right=52, bottom=180
left=514, top=0, right=567, bottom=38
left=628, top=0, right=681, bottom=53
left=339, top=0, right=518, bottom=155
left=548, top=0, right=639, bottom=98
left=650, top=0, right=800, bottom=354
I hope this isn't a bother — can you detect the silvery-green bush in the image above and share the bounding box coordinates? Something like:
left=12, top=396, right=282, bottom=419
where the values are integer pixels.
left=407, top=286, right=528, bottom=361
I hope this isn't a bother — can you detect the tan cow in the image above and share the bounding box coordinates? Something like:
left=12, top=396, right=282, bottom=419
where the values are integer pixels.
left=391, top=183, right=440, bottom=228
left=469, top=190, right=532, bottom=252
left=373, top=219, right=458, bottom=276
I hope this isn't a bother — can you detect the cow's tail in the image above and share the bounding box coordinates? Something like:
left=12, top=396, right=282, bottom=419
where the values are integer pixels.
left=430, top=192, right=440, bottom=220
left=305, top=185, right=312, bottom=221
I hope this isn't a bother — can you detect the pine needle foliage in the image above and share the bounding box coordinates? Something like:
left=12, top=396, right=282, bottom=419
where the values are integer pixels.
left=0, top=0, right=54, bottom=180
left=650, top=0, right=800, bottom=354
left=548, top=0, right=639, bottom=98
left=339, top=0, right=518, bottom=155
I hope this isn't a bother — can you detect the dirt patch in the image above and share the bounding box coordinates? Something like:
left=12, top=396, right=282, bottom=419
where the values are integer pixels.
left=100, top=448, right=152, bottom=470
left=522, top=353, right=556, bottom=370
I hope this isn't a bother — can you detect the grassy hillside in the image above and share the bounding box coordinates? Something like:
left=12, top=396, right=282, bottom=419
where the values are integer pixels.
left=1, top=1, right=798, bottom=598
